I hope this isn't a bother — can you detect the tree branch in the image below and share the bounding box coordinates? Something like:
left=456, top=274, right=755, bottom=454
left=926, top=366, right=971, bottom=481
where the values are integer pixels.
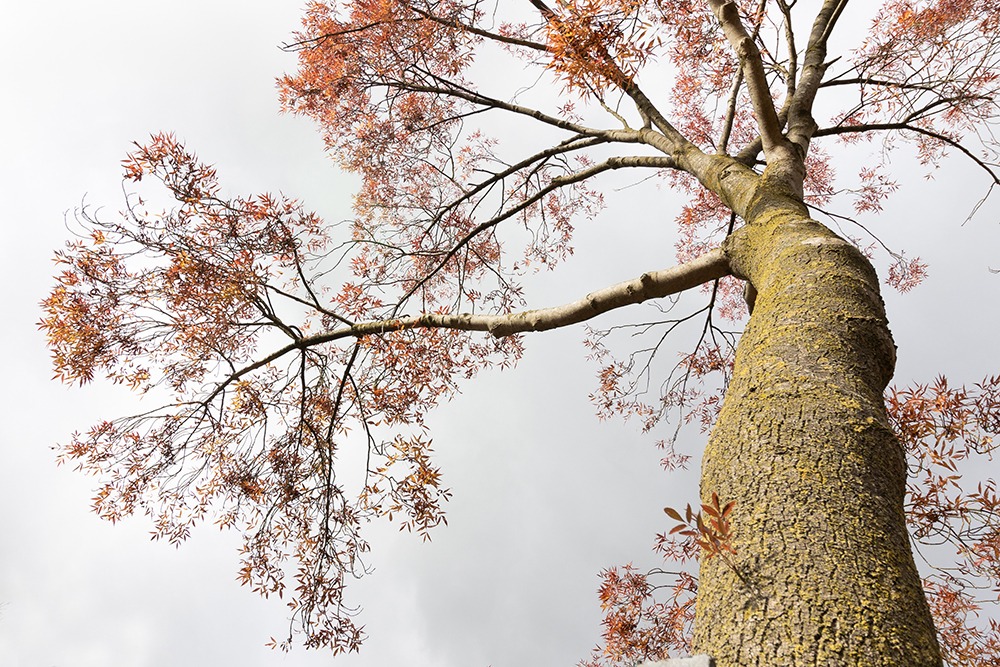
left=527, top=0, right=693, bottom=152
left=717, top=68, right=745, bottom=155
left=777, top=0, right=799, bottom=101
left=396, top=76, right=605, bottom=137
left=410, top=5, right=548, bottom=52
left=814, top=122, right=1000, bottom=184
left=820, top=76, right=942, bottom=92
left=398, top=152, right=679, bottom=303
left=200, top=248, right=731, bottom=406
left=439, top=135, right=608, bottom=217
left=718, top=0, right=770, bottom=156
left=708, top=0, right=785, bottom=157
left=786, top=0, right=849, bottom=153
left=329, top=247, right=730, bottom=341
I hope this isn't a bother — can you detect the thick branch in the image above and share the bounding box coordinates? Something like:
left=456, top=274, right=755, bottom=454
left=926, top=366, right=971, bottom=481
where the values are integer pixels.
left=205, top=249, right=731, bottom=405
left=733, top=95, right=794, bottom=166
left=786, top=0, right=848, bottom=153
left=335, top=248, right=730, bottom=340
left=617, top=78, right=694, bottom=151
left=708, top=0, right=785, bottom=156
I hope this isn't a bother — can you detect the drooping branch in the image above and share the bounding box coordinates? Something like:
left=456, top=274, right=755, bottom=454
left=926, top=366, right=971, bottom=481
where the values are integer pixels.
left=201, top=248, right=731, bottom=407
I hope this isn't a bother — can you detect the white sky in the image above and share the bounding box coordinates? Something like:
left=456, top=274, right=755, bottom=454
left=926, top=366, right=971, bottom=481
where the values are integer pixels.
left=1, top=2, right=998, bottom=666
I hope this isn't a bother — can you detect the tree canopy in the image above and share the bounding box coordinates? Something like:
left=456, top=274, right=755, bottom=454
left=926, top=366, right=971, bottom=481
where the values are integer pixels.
left=41, top=1, right=1000, bottom=664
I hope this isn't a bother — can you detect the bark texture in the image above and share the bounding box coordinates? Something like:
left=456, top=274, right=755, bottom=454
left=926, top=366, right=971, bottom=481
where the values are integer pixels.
left=692, top=205, right=942, bottom=666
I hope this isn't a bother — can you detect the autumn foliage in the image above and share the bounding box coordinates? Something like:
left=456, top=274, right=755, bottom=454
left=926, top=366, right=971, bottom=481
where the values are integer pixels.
left=41, top=0, right=1000, bottom=662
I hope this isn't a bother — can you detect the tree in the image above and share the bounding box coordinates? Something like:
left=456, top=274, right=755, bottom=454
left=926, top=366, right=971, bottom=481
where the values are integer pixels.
left=38, top=1, right=1000, bottom=665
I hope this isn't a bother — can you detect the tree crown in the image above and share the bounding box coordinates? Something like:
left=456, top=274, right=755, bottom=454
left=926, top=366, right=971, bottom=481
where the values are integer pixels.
left=40, top=0, right=1000, bottom=659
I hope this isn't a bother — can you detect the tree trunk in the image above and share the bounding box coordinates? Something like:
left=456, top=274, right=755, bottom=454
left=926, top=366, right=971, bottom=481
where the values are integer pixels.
left=692, top=205, right=942, bottom=666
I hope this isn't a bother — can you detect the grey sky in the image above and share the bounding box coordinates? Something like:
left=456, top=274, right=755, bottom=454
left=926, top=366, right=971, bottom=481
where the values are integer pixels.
left=1, top=2, right=998, bottom=666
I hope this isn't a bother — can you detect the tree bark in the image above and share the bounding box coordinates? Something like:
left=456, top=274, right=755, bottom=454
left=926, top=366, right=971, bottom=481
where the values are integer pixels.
left=692, top=205, right=942, bottom=666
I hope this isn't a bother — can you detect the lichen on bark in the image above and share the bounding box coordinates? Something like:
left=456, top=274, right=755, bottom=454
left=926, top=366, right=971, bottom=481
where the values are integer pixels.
left=693, top=205, right=941, bottom=666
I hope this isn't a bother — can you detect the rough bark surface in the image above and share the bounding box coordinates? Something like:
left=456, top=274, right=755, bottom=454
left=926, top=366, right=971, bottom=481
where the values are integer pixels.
left=692, top=206, right=942, bottom=666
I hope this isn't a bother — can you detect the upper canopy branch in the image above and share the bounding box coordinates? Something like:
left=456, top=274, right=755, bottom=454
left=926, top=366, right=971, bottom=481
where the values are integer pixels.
left=708, top=0, right=785, bottom=158
left=409, top=4, right=548, bottom=52
left=527, top=0, right=693, bottom=152
left=815, top=122, right=1000, bottom=185
left=397, top=152, right=682, bottom=304
left=785, top=0, right=848, bottom=155
left=776, top=0, right=799, bottom=100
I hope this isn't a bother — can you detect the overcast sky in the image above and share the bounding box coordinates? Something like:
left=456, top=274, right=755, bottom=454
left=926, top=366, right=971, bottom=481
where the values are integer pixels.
left=1, top=2, right=998, bottom=667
